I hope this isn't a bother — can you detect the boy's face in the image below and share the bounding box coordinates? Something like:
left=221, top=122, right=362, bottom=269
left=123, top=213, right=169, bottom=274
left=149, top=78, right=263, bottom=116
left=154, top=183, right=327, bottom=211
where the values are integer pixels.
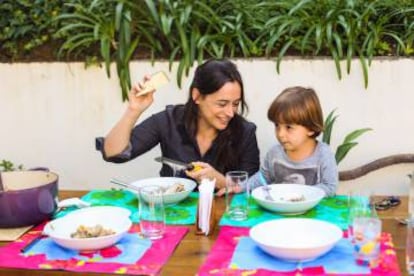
left=274, top=123, right=315, bottom=153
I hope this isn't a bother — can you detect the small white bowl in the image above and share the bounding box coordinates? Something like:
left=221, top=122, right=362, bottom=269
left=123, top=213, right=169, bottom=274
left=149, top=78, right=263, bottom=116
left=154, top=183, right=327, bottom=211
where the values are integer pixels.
left=250, top=218, right=342, bottom=262
left=252, top=184, right=325, bottom=215
left=44, top=206, right=132, bottom=251
left=130, top=177, right=196, bottom=205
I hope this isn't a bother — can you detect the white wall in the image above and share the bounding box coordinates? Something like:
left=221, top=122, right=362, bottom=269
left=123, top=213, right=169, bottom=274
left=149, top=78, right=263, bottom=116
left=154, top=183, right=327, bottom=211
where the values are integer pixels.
left=1, top=58, right=413, bottom=195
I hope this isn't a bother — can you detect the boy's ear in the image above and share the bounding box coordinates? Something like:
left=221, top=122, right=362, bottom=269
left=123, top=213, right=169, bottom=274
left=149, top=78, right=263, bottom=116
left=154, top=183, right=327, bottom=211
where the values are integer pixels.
left=308, top=130, right=315, bottom=137
left=192, top=88, right=201, bottom=103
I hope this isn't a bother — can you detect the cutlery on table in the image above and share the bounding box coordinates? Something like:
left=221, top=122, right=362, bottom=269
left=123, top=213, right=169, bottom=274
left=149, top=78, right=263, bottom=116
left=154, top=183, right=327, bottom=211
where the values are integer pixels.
left=154, top=156, right=195, bottom=171
left=57, top=198, right=91, bottom=209
left=20, top=223, right=55, bottom=253
left=258, top=171, right=275, bottom=201
left=110, top=178, right=141, bottom=192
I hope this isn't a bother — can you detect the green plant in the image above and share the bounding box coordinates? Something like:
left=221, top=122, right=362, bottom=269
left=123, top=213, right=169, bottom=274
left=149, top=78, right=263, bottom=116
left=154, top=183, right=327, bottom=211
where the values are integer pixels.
left=2, top=0, right=414, bottom=100
left=259, top=0, right=414, bottom=88
left=0, top=159, right=23, bottom=172
left=131, top=0, right=265, bottom=87
left=56, top=0, right=139, bottom=101
left=0, top=0, right=67, bottom=60
left=322, top=109, right=372, bottom=164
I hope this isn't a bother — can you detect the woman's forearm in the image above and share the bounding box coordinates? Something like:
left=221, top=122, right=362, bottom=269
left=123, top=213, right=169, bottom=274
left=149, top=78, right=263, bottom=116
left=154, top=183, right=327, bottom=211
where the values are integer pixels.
left=103, top=107, right=143, bottom=157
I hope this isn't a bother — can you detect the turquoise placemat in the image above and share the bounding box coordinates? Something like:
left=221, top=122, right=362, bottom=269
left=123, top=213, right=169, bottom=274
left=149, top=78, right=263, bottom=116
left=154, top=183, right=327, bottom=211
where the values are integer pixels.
left=219, top=194, right=349, bottom=229
left=56, top=189, right=198, bottom=225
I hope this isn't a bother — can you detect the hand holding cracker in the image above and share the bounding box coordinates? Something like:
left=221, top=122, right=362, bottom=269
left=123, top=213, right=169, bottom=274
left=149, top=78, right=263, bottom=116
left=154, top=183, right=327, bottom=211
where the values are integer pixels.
left=135, top=71, right=169, bottom=97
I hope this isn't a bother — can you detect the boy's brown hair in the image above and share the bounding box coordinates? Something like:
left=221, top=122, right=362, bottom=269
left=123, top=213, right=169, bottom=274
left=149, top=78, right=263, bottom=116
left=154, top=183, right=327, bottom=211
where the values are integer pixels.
left=267, top=86, right=324, bottom=138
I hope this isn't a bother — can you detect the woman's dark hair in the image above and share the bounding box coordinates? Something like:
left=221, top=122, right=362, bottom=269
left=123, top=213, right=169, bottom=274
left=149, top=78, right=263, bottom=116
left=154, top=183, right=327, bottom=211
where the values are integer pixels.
left=183, top=58, right=248, bottom=172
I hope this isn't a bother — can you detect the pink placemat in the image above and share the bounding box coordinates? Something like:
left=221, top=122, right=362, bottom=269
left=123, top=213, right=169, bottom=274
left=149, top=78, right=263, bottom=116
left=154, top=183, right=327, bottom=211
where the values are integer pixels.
left=198, top=226, right=400, bottom=276
left=0, top=223, right=188, bottom=275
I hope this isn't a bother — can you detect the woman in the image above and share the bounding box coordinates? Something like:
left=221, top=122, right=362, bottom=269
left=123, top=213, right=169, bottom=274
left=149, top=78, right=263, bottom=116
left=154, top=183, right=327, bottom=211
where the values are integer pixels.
left=96, top=58, right=260, bottom=190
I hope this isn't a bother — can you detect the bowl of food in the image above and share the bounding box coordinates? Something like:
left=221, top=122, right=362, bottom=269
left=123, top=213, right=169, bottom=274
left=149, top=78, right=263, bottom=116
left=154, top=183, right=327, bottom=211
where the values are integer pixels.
left=251, top=184, right=325, bottom=215
left=250, top=218, right=342, bottom=262
left=129, top=177, right=197, bottom=205
left=44, top=206, right=132, bottom=251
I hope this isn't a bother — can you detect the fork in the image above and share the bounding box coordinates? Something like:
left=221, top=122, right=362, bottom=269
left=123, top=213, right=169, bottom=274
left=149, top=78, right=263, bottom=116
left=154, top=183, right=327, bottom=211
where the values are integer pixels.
left=262, top=186, right=275, bottom=201
left=258, top=171, right=274, bottom=201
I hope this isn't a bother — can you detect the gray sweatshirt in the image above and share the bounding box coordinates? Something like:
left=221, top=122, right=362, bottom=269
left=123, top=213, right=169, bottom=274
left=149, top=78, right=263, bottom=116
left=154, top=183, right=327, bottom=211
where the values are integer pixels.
left=245, top=141, right=338, bottom=196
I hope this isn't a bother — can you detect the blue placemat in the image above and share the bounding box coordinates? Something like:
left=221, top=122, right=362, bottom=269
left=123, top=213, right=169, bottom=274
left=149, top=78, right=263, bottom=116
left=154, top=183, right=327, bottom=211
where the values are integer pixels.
left=231, top=236, right=369, bottom=274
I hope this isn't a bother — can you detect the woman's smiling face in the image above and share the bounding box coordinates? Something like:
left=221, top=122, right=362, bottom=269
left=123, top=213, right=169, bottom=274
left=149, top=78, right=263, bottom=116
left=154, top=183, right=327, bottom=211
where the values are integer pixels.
left=193, top=81, right=241, bottom=131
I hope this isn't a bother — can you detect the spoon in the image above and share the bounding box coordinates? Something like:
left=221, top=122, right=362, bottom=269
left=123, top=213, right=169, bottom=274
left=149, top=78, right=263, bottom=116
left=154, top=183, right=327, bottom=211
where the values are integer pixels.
left=258, top=171, right=274, bottom=201
left=110, top=178, right=141, bottom=193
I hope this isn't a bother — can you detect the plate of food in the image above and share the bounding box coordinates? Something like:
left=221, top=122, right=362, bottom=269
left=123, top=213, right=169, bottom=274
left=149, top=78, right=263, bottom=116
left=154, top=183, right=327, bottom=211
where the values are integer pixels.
left=43, top=206, right=132, bottom=251
left=129, top=177, right=197, bottom=205
left=251, top=184, right=325, bottom=215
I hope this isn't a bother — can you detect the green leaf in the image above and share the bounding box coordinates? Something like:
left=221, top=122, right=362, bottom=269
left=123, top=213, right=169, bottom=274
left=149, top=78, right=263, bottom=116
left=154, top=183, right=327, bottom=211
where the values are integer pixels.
left=330, top=48, right=342, bottom=80
left=335, top=142, right=358, bottom=164
left=100, top=38, right=111, bottom=77
left=359, top=54, right=369, bottom=88
left=276, top=39, right=295, bottom=74
left=343, top=128, right=372, bottom=144
left=322, top=109, right=338, bottom=144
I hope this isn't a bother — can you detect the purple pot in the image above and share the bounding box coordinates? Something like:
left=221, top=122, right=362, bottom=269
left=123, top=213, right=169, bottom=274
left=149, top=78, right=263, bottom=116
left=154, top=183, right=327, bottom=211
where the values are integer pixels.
left=0, top=170, right=58, bottom=228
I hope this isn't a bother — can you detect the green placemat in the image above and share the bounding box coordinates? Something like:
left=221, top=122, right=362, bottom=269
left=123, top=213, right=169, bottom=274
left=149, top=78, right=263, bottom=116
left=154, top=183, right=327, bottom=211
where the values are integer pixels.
left=219, top=194, right=349, bottom=229
left=56, top=189, right=198, bottom=225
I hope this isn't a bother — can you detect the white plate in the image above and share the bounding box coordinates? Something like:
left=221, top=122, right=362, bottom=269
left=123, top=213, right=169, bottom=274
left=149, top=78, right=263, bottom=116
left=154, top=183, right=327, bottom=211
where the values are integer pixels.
left=44, top=206, right=132, bottom=251
left=130, top=177, right=196, bottom=205
left=250, top=218, right=342, bottom=262
left=252, top=184, right=325, bottom=215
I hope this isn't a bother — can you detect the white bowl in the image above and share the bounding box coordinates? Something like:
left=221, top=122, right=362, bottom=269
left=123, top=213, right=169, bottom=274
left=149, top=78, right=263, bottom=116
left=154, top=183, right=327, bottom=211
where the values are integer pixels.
left=130, top=177, right=197, bottom=205
left=44, top=206, right=132, bottom=251
left=252, top=184, right=325, bottom=215
left=250, top=218, right=342, bottom=262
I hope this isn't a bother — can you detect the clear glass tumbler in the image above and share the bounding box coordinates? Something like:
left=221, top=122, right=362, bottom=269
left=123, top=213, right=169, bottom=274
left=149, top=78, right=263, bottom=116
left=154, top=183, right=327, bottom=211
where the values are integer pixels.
left=225, top=171, right=249, bottom=221
left=138, top=185, right=166, bottom=240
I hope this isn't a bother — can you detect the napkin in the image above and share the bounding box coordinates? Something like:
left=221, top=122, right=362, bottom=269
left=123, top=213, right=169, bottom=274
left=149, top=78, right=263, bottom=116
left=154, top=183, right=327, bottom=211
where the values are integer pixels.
left=197, top=178, right=215, bottom=235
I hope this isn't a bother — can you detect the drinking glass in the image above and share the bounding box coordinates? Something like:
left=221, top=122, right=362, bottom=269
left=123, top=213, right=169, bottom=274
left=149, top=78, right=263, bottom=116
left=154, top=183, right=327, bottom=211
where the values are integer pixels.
left=349, top=191, right=381, bottom=266
left=138, top=185, right=166, bottom=240
left=347, top=191, right=374, bottom=242
left=225, top=171, right=249, bottom=221
left=353, top=216, right=382, bottom=266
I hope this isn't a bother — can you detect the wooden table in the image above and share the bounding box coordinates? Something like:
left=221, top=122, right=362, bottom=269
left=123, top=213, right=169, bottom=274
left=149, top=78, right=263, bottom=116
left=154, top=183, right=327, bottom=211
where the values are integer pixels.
left=0, top=191, right=410, bottom=276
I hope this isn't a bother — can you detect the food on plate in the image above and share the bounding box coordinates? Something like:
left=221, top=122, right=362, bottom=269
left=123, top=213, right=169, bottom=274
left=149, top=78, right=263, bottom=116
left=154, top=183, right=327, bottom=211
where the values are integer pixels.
left=279, top=192, right=305, bottom=202
left=71, top=224, right=115, bottom=238
left=163, top=183, right=185, bottom=194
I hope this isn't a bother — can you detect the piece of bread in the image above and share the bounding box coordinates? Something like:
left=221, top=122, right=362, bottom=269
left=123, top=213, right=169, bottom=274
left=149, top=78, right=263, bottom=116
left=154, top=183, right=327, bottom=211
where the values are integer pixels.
left=135, top=71, right=170, bottom=96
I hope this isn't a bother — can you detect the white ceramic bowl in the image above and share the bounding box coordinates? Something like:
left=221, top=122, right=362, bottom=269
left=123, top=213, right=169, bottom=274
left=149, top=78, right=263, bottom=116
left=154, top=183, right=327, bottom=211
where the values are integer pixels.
left=250, top=218, right=342, bottom=262
left=252, top=184, right=325, bottom=215
left=44, top=206, right=132, bottom=251
left=130, top=177, right=197, bottom=205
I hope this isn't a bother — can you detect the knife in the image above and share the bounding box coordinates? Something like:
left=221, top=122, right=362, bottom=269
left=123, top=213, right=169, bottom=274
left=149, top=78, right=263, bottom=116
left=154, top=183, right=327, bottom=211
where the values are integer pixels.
left=154, top=156, right=194, bottom=171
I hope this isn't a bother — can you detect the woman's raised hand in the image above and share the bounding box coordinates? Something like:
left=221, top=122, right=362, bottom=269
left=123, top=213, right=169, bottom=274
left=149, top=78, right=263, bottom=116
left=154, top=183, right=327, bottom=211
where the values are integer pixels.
left=127, top=75, right=155, bottom=113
